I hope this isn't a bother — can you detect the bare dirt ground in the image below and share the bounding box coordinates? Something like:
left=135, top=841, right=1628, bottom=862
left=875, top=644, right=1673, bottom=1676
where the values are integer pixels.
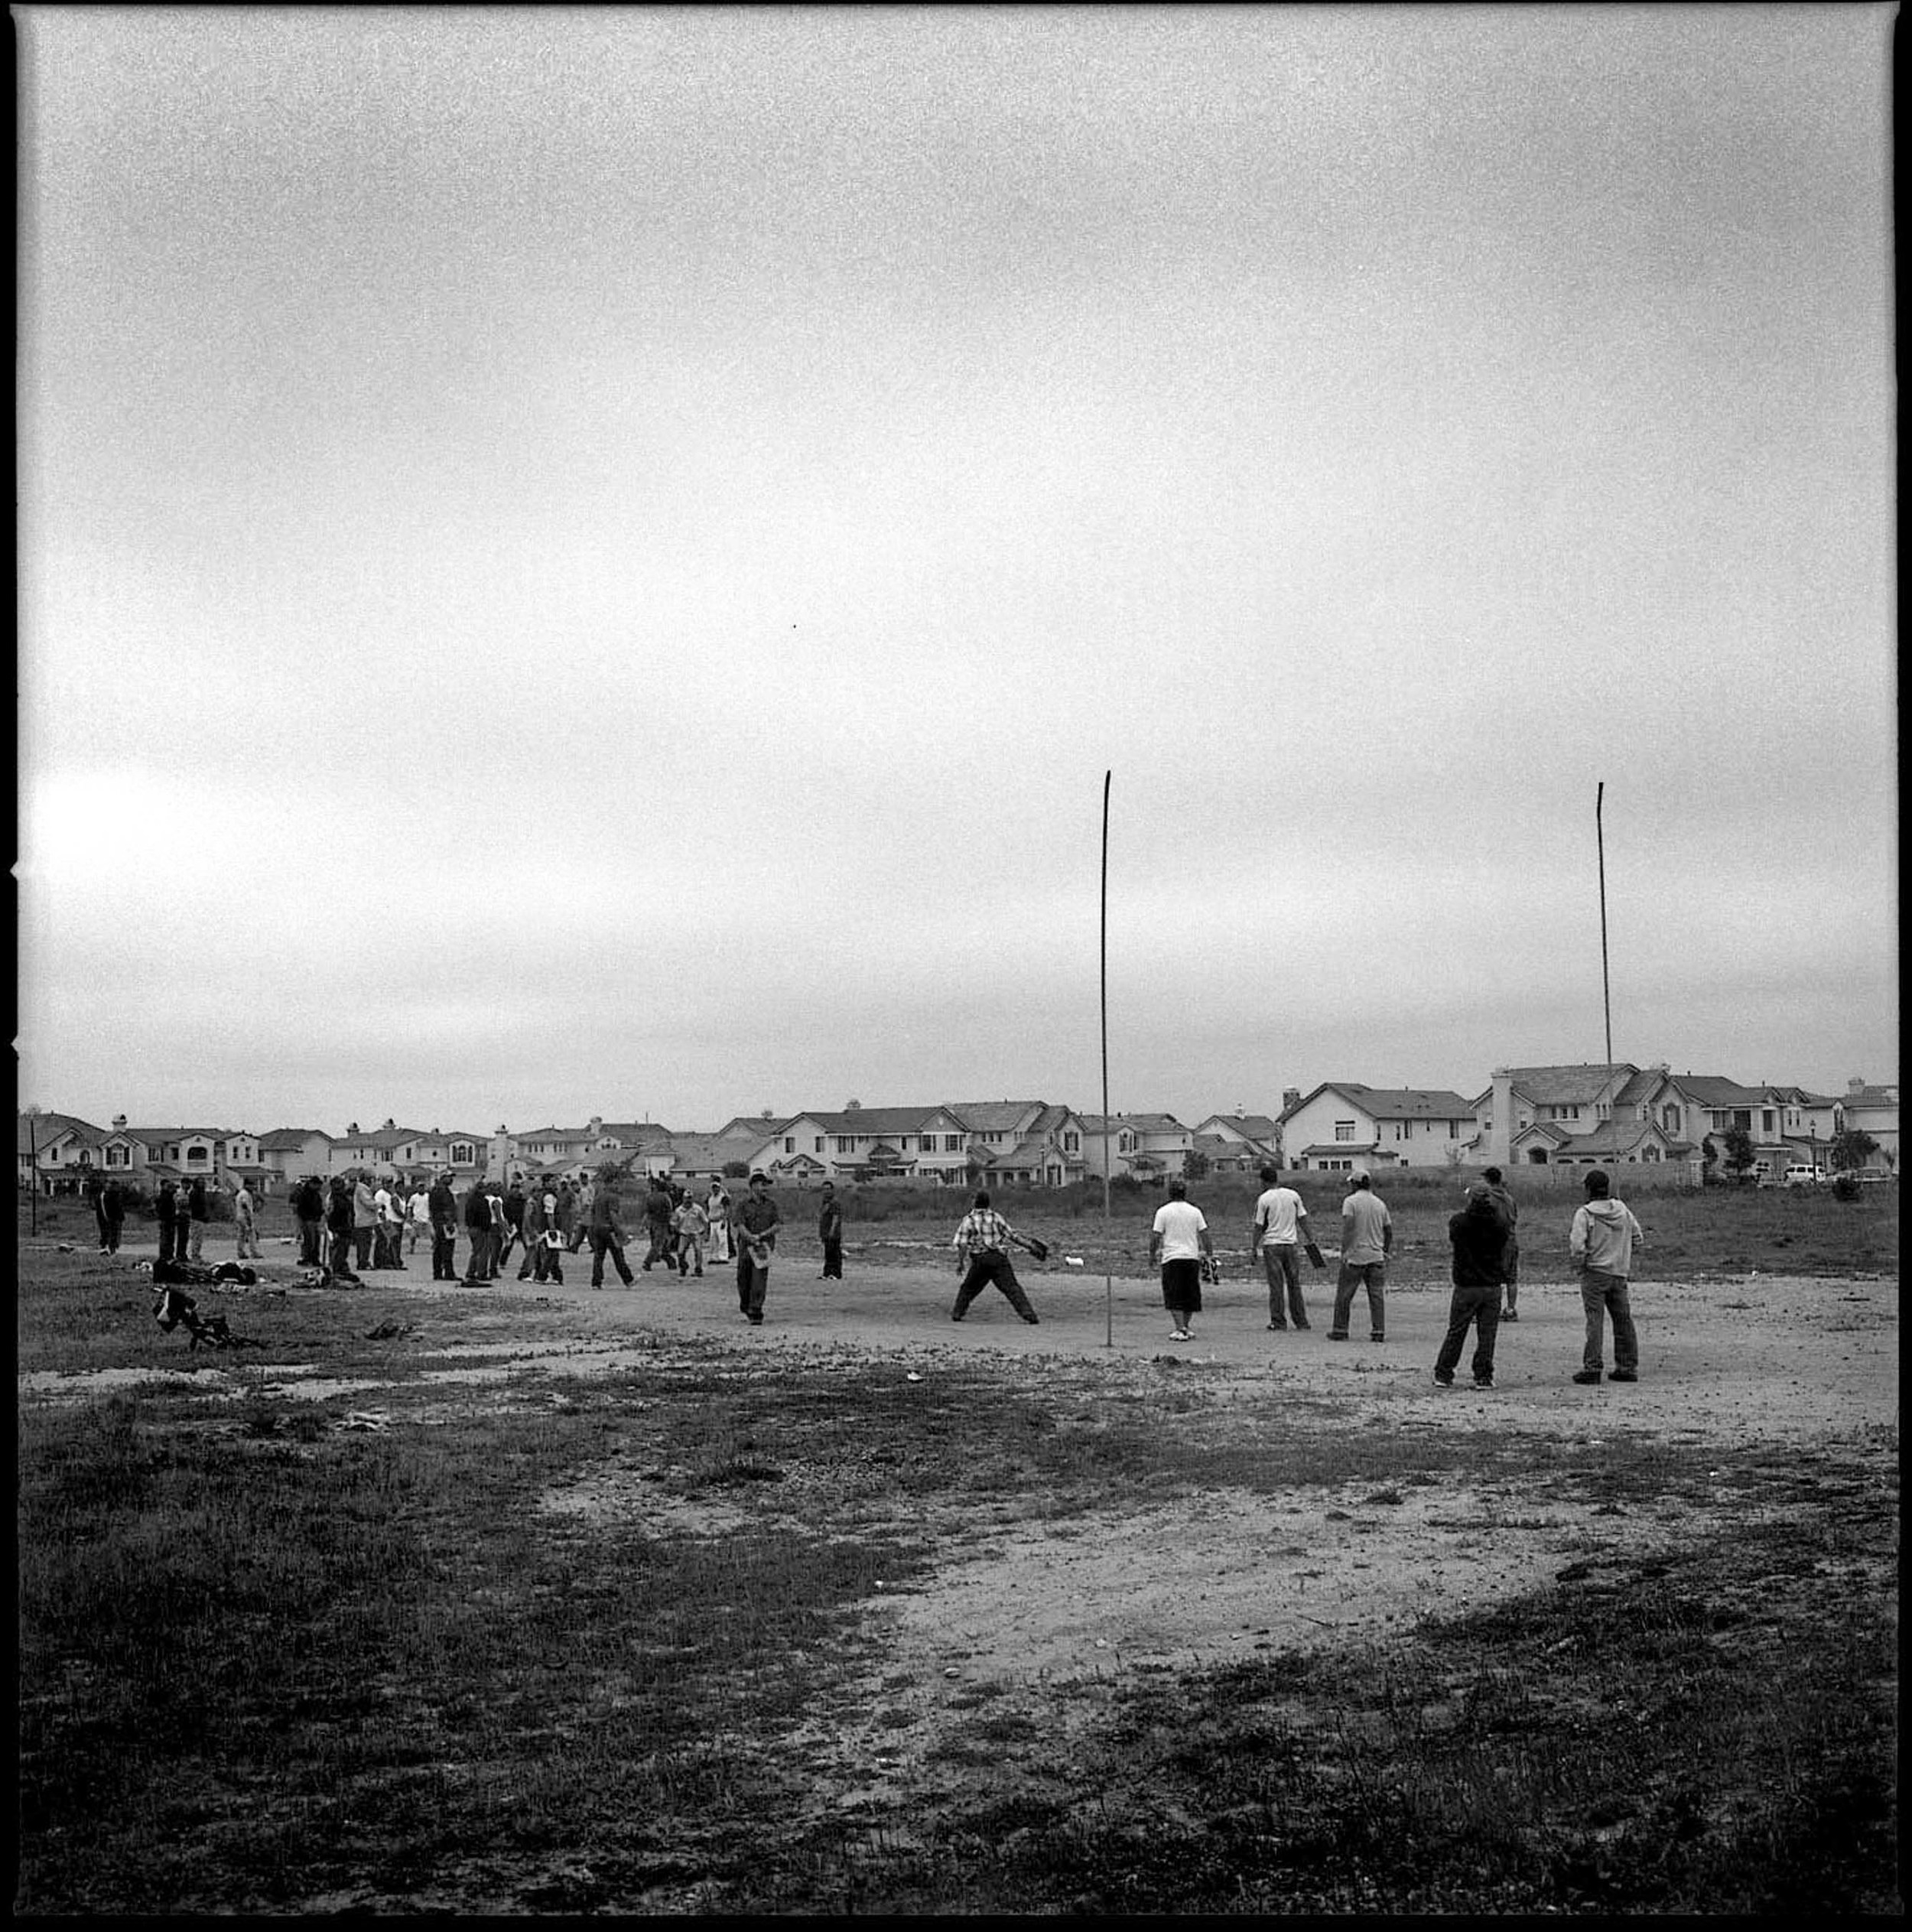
left=30, top=1247, right=1896, bottom=1690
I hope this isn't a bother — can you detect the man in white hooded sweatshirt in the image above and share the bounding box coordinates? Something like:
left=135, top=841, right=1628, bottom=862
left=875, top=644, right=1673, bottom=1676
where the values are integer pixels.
left=1569, top=1169, right=1646, bottom=1384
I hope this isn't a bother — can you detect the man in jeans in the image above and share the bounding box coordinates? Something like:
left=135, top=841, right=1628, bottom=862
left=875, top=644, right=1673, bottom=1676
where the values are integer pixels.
left=1435, top=1182, right=1510, bottom=1389
left=1328, top=1169, right=1392, bottom=1342
left=1249, top=1162, right=1314, bottom=1332
left=1569, top=1169, right=1646, bottom=1384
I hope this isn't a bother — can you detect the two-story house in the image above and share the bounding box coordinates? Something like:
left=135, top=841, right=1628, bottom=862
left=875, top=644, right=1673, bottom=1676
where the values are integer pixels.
left=16, top=1111, right=107, bottom=1195
left=1075, top=1112, right=1194, bottom=1182
left=1191, top=1111, right=1283, bottom=1174
left=326, top=1121, right=492, bottom=1184
left=1836, top=1078, right=1899, bottom=1167
left=258, top=1128, right=336, bottom=1192
left=1475, top=1065, right=1693, bottom=1172
left=1280, top=1085, right=1477, bottom=1173
left=119, top=1125, right=265, bottom=1191
left=964, top=1104, right=1091, bottom=1187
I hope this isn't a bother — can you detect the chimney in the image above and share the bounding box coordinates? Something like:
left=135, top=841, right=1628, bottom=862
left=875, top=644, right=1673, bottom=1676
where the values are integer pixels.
left=112, top=1114, right=127, bottom=1131
left=588, top=1115, right=602, bottom=1135
left=1488, top=1068, right=1514, bottom=1171
left=1849, top=1076, right=1866, bottom=1094
left=1281, top=1088, right=1300, bottom=1113
left=382, top=1118, right=395, bottom=1130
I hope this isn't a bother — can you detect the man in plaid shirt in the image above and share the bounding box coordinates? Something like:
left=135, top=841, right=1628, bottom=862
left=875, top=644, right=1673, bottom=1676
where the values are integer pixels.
left=950, top=1190, right=1041, bottom=1325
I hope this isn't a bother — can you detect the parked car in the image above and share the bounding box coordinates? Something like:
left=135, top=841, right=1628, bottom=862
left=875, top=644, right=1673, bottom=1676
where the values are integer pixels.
left=1783, top=1165, right=1825, bottom=1188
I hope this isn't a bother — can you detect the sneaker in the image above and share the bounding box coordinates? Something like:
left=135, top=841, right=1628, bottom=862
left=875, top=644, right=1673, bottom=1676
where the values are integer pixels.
left=1371, top=1334, right=1385, bottom=1344
left=951, top=1313, right=965, bottom=1323
left=1474, top=1377, right=1494, bottom=1390
left=1267, top=1322, right=1288, bottom=1332
left=1295, top=1322, right=1312, bottom=1330
left=1326, top=1330, right=1349, bottom=1341
left=1169, top=1329, right=1190, bottom=1342
left=1608, top=1368, right=1637, bottom=1382
left=1022, top=1315, right=1040, bottom=1325
left=1572, top=1370, right=1601, bottom=1384
left=1433, top=1371, right=1454, bottom=1387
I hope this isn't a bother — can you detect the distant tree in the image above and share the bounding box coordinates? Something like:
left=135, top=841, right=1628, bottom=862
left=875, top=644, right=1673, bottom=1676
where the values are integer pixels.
left=722, top=1160, right=750, bottom=1179
left=1182, top=1150, right=1211, bottom=1182
left=1720, top=1127, right=1757, bottom=1181
left=1829, top=1127, right=1879, bottom=1173
left=1700, top=1134, right=1719, bottom=1178
left=844, top=1099, right=862, bottom=1112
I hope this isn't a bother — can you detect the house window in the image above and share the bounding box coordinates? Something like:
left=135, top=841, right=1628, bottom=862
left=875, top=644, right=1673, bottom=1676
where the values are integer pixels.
left=186, top=1146, right=210, bottom=1165
left=836, top=1138, right=854, bottom=1154
left=815, top=1137, right=825, bottom=1153
left=785, top=1137, right=795, bottom=1154
left=1761, top=1111, right=1775, bottom=1134
left=945, top=1135, right=963, bottom=1153
left=1064, top=1131, right=1078, bottom=1152
left=451, top=1143, right=473, bottom=1164
left=106, top=1145, right=128, bottom=1168
left=1333, top=1121, right=1356, bottom=1142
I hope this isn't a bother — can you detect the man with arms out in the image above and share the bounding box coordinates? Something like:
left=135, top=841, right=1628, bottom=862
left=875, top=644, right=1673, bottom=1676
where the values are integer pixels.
left=1250, top=1162, right=1314, bottom=1332
left=733, top=1172, right=781, bottom=1325
left=1329, top=1169, right=1392, bottom=1342
left=588, top=1168, right=637, bottom=1290
left=1435, top=1181, right=1510, bottom=1390
left=1150, top=1176, right=1215, bottom=1342
left=1483, top=1164, right=1520, bottom=1321
left=949, top=1189, right=1041, bottom=1325
left=1569, top=1169, right=1646, bottom=1384
left=817, top=1180, right=844, bottom=1280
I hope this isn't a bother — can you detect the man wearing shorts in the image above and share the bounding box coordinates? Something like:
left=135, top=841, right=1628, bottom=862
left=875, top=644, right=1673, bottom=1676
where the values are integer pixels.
left=1151, top=1177, right=1215, bottom=1342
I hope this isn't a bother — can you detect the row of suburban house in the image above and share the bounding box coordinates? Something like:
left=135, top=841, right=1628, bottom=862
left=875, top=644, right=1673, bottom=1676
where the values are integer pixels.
left=16, top=1070, right=1900, bottom=1198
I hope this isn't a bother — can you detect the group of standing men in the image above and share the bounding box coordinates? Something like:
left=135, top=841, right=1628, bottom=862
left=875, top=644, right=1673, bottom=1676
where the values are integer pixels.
left=1152, top=1161, right=1645, bottom=1387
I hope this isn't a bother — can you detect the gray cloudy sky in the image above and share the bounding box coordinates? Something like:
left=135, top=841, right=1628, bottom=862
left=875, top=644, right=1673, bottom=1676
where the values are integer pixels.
left=18, top=5, right=1897, bottom=1137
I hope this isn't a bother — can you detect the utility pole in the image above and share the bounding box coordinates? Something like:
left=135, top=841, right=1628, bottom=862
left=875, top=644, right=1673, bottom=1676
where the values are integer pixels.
left=1596, top=782, right=1613, bottom=1065
left=1101, top=770, right=1114, bottom=1349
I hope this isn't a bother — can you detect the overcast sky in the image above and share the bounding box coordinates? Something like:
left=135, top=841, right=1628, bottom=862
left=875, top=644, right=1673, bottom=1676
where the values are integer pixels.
left=18, top=5, right=1897, bottom=1137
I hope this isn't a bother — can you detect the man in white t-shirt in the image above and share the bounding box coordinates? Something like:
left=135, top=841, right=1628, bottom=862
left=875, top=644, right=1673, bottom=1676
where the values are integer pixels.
left=1250, top=1163, right=1315, bottom=1332
left=406, top=1183, right=432, bottom=1256
left=1149, top=1177, right=1215, bottom=1342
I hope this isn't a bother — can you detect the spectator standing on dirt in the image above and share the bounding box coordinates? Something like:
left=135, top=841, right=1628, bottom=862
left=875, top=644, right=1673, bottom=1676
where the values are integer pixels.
left=949, top=1189, right=1041, bottom=1325
left=1483, top=1165, right=1520, bottom=1321
left=407, top=1181, right=432, bottom=1257
left=101, top=1178, right=125, bottom=1255
left=186, top=1174, right=211, bottom=1262
left=460, top=1178, right=494, bottom=1284
left=155, top=1179, right=181, bottom=1264
left=86, top=1171, right=110, bottom=1252
left=525, top=1184, right=565, bottom=1285
left=554, top=1178, right=579, bottom=1253
left=817, top=1181, right=844, bottom=1280
left=485, top=1182, right=507, bottom=1280
left=231, top=1175, right=264, bottom=1260
left=428, top=1171, right=459, bottom=1280
left=569, top=1174, right=593, bottom=1252
left=374, top=1177, right=406, bottom=1270
left=294, top=1175, right=326, bottom=1267
left=496, top=1179, right=529, bottom=1274
left=1250, top=1163, right=1315, bottom=1332
left=352, top=1173, right=379, bottom=1272
left=672, top=1190, right=708, bottom=1277
left=588, top=1170, right=637, bottom=1290
left=1434, top=1182, right=1510, bottom=1390
left=642, top=1177, right=675, bottom=1271
left=1329, top=1169, right=1392, bottom=1342
left=1569, top=1169, right=1646, bottom=1385
left=325, top=1176, right=362, bottom=1283
left=733, top=1173, right=781, bottom=1325
left=705, top=1179, right=733, bottom=1264
left=1150, top=1177, right=1214, bottom=1342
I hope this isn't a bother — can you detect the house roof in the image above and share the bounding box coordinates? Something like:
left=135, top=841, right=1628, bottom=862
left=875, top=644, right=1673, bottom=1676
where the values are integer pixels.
left=330, top=1125, right=435, bottom=1153
left=259, top=1127, right=332, bottom=1150
left=1665, top=1075, right=1770, bottom=1107
left=1075, top=1112, right=1187, bottom=1136
left=1501, top=1065, right=1639, bottom=1106
left=1282, top=1083, right=1472, bottom=1123
left=1843, top=1084, right=1899, bottom=1107
left=802, top=1107, right=951, bottom=1136
left=122, top=1126, right=246, bottom=1144
left=714, top=1116, right=792, bottom=1138
left=1534, top=1119, right=1671, bottom=1158
left=18, top=1111, right=106, bottom=1153
left=1196, top=1113, right=1281, bottom=1140
left=946, top=1101, right=1045, bottom=1131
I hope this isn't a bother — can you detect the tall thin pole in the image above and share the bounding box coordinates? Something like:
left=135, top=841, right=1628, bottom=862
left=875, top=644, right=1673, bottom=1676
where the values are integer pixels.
left=1101, top=771, right=1114, bottom=1348
left=28, top=1111, right=38, bottom=1238
left=1596, top=782, right=1612, bottom=1065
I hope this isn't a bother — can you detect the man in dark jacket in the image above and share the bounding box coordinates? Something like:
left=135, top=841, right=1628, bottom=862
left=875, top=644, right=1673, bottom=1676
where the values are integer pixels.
left=589, top=1172, right=636, bottom=1290
left=101, top=1179, right=125, bottom=1254
left=1483, top=1164, right=1521, bottom=1321
left=187, top=1175, right=211, bottom=1262
left=324, top=1176, right=363, bottom=1283
left=642, top=1178, right=675, bottom=1271
left=461, top=1179, right=494, bottom=1286
left=818, top=1181, right=844, bottom=1280
left=428, top=1172, right=460, bottom=1280
left=155, top=1180, right=180, bottom=1264
left=294, top=1175, right=326, bottom=1266
left=1434, top=1182, right=1510, bottom=1390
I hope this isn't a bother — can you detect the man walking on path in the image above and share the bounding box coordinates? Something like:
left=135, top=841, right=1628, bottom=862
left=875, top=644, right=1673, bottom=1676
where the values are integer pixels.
left=1150, top=1177, right=1214, bottom=1342
left=733, top=1173, right=781, bottom=1324
left=671, top=1189, right=708, bottom=1276
left=588, top=1170, right=637, bottom=1290
left=949, top=1189, right=1041, bottom=1325
left=818, top=1181, right=844, bottom=1280
left=1435, top=1182, right=1510, bottom=1389
left=1483, top=1165, right=1520, bottom=1320
left=1329, top=1169, right=1392, bottom=1342
left=1569, top=1169, right=1646, bottom=1384
left=1250, top=1163, right=1314, bottom=1332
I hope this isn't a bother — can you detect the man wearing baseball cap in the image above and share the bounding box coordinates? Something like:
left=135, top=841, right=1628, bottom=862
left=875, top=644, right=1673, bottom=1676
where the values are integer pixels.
left=1328, top=1169, right=1393, bottom=1342
left=1435, top=1180, right=1513, bottom=1389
